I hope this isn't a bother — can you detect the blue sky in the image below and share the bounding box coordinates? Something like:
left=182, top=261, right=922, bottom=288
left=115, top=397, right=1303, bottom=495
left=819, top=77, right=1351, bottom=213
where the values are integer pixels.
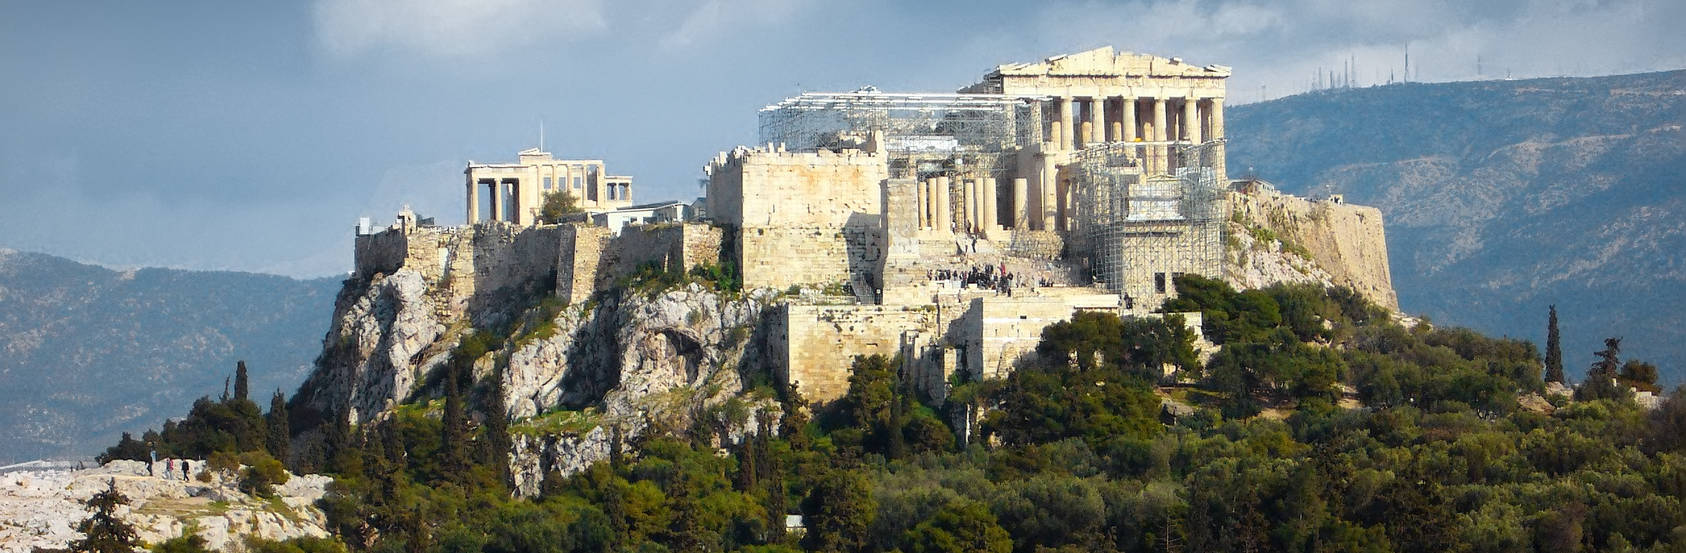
left=3, top=0, right=1683, bottom=277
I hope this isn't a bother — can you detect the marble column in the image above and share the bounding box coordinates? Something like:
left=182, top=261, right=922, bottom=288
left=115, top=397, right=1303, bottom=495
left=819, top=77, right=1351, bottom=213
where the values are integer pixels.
left=1122, top=97, right=1137, bottom=142
left=916, top=177, right=929, bottom=228
left=983, top=177, right=998, bottom=231
left=1058, top=96, right=1074, bottom=151
left=1152, top=99, right=1168, bottom=173
left=1094, top=97, right=1109, bottom=144
left=466, top=179, right=479, bottom=224
left=1210, top=98, right=1225, bottom=139
left=1012, top=177, right=1028, bottom=229
left=1041, top=164, right=1056, bottom=231
left=936, top=176, right=951, bottom=232
left=491, top=180, right=504, bottom=222
left=970, top=179, right=983, bottom=232
left=923, top=177, right=937, bottom=230
left=1184, top=98, right=1200, bottom=143
left=962, top=178, right=975, bottom=232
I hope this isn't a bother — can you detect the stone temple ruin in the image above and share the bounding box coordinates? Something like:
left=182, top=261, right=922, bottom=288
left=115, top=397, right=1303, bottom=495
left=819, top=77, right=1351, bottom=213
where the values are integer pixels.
left=353, top=47, right=1393, bottom=404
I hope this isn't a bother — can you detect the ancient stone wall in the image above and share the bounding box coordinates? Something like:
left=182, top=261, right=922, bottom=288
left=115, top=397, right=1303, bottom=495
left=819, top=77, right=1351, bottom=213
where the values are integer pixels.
left=352, top=224, right=565, bottom=319
left=1229, top=190, right=1398, bottom=310
left=555, top=222, right=725, bottom=305
left=774, top=303, right=940, bottom=403
left=707, top=146, right=889, bottom=291
left=556, top=224, right=612, bottom=305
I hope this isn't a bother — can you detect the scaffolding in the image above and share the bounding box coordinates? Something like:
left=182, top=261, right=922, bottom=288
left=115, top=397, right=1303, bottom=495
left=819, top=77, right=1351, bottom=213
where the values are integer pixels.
left=757, top=89, right=1043, bottom=178
left=1070, top=141, right=1226, bottom=301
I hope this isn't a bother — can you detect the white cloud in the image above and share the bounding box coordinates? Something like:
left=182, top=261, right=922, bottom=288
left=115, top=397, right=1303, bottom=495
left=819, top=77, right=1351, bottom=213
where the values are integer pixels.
left=312, top=0, right=609, bottom=60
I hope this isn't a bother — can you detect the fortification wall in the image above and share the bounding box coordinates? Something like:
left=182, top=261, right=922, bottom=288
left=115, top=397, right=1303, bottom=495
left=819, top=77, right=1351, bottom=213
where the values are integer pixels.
left=775, top=304, right=940, bottom=403
left=1229, top=190, right=1398, bottom=310
left=556, top=225, right=612, bottom=305
left=353, top=224, right=565, bottom=317
left=707, top=147, right=889, bottom=291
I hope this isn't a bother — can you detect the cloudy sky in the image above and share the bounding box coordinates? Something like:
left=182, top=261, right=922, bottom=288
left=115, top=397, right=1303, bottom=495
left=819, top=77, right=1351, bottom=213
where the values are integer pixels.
left=3, top=0, right=1683, bottom=278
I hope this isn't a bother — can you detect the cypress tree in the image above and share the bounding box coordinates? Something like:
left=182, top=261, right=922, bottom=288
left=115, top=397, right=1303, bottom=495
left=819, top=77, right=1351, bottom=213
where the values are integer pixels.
left=441, top=366, right=468, bottom=479
left=479, top=369, right=513, bottom=489
left=70, top=479, right=139, bottom=553
left=234, top=361, right=250, bottom=402
left=266, top=389, right=290, bottom=464
left=1545, top=305, right=1564, bottom=383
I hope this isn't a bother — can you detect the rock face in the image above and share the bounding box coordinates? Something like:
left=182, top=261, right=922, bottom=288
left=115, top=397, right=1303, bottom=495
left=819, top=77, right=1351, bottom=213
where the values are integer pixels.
left=298, top=251, right=781, bottom=496
left=1228, top=189, right=1398, bottom=310
left=293, top=269, right=447, bottom=426
left=0, top=461, right=330, bottom=553
left=499, top=284, right=781, bottom=496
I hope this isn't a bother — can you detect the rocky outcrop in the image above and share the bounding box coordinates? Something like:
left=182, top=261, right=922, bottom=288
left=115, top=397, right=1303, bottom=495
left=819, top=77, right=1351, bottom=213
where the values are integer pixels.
left=0, top=461, right=330, bottom=553
left=499, top=284, right=783, bottom=495
left=293, top=268, right=448, bottom=425
left=1228, top=189, right=1399, bottom=310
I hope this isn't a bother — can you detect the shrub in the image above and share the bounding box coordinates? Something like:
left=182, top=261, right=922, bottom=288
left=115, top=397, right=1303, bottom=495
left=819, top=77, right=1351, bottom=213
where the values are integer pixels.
left=238, top=452, right=290, bottom=498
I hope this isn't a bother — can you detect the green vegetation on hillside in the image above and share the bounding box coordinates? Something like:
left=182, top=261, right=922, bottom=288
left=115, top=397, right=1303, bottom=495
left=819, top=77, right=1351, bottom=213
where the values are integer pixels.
left=104, top=277, right=1686, bottom=552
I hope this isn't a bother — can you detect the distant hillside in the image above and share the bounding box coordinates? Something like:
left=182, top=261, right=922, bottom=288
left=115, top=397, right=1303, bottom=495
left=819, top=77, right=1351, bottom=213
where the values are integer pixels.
left=1229, top=70, right=1686, bottom=383
left=0, top=250, right=339, bottom=463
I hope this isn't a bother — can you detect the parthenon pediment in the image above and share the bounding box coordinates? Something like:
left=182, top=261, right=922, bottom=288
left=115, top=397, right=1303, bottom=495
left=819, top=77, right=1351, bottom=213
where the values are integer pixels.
left=991, top=46, right=1230, bottom=79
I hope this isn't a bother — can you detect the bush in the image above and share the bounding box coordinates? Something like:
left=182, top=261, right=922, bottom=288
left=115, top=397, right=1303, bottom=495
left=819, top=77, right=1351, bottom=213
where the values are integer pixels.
left=238, top=452, right=290, bottom=498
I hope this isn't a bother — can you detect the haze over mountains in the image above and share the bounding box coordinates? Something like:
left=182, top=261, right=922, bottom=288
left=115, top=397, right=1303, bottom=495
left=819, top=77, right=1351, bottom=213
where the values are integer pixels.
left=0, top=250, right=337, bottom=464
left=1229, top=70, right=1686, bottom=384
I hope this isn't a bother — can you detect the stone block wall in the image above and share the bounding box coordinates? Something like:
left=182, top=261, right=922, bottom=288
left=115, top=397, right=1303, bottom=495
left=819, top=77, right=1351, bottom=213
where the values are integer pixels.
left=774, top=304, right=940, bottom=403
left=706, top=146, right=890, bottom=291
left=556, top=224, right=612, bottom=305
left=555, top=222, right=725, bottom=305
left=353, top=224, right=565, bottom=318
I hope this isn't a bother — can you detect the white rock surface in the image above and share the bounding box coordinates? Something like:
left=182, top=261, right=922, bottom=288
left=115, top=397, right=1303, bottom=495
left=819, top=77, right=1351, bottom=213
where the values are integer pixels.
left=0, top=461, right=330, bottom=553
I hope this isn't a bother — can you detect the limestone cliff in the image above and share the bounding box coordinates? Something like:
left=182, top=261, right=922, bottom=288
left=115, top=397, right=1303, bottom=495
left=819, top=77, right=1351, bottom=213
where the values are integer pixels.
left=292, top=255, right=781, bottom=495
left=1226, top=188, right=1399, bottom=310
left=0, top=461, right=330, bottom=553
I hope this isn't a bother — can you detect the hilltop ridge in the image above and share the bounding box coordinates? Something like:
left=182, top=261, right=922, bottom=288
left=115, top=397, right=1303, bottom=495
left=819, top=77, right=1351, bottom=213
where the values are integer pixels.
left=1229, top=70, right=1686, bottom=382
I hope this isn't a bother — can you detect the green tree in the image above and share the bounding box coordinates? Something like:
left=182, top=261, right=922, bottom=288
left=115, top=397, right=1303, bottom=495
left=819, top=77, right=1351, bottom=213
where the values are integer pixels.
left=1617, top=359, right=1660, bottom=393
left=1545, top=305, right=1564, bottom=383
left=97, top=432, right=150, bottom=464
left=238, top=451, right=290, bottom=498
left=899, top=500, right=1012, bottom=553
left=539, top=191, right=581, bottom=223
left=234, top=361, right=250, bottom=403
left=1576, top=338, right=1629, bottom=401
left=662, top=473, right=712, bottom=552
left=70, top=479, right=139, bottom=553
left=800, top=470, right=876, bottom=553
left=267, top=390, right=291, bottom=464
left=480, top=369, right=514, bottom=489
left=441, top=366, right=469, bottom=480
left=152, top=533, right=211, bottom=553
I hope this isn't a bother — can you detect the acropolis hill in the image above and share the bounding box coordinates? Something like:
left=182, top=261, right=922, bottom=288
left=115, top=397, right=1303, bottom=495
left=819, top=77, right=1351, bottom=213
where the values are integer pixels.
left=300, top=47, right=1396, bottom=493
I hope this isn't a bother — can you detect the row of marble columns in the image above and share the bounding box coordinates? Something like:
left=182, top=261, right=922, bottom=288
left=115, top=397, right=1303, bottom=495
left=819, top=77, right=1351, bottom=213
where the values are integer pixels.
left=466, top=178, right=519, bottom=224
left=1047, top=95, right=1225, bottom=151
left=915, top=176, right=1007, bottom=233
left=914, top=176, right=1068, bottom=234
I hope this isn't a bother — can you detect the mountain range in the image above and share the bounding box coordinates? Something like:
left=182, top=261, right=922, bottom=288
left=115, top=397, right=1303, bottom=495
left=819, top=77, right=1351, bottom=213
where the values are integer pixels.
left=1229, top=69, right=1686, bottom=384
left=0, top=250, right=338, bottom=464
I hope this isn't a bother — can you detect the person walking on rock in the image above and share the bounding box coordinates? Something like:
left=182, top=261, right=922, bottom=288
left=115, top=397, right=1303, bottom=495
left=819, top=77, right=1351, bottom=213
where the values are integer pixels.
left=148, top=449, right=156, bottom=477
left=182, top=460, right=190, bottom=481
left=166, top=458, right=175, bottom=480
